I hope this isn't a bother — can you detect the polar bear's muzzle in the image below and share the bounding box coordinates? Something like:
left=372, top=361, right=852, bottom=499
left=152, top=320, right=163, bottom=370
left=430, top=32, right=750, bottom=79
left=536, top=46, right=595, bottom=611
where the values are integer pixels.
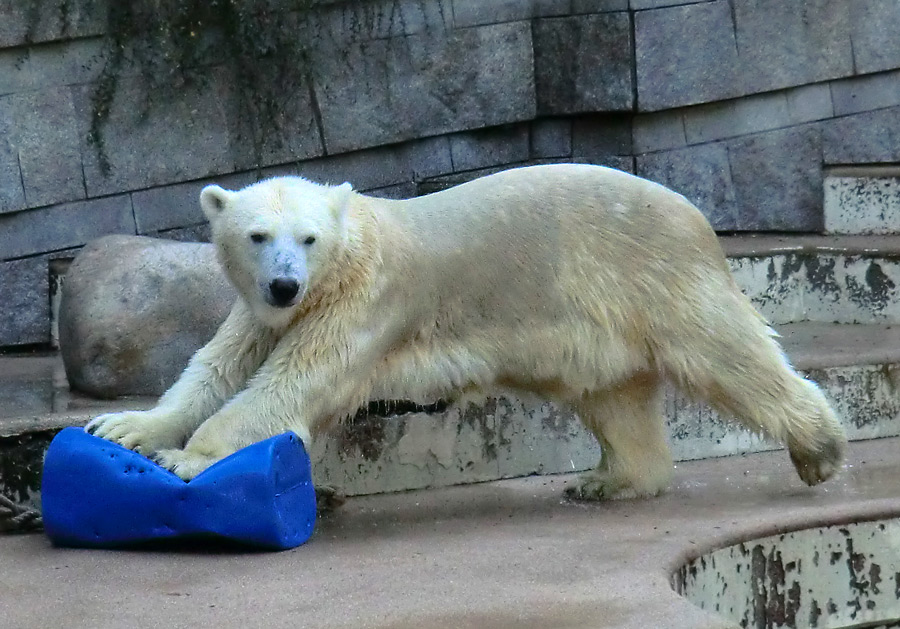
left=268, top=277, right=301, bottom=307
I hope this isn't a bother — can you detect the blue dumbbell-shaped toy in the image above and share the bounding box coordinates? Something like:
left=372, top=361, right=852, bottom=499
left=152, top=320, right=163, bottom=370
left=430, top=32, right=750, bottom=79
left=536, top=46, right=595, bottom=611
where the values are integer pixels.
left=41, top=427, right=316, bottom=550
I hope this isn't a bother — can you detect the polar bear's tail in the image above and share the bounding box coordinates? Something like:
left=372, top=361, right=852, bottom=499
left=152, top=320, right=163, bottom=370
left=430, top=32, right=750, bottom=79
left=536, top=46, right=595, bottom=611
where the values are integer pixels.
left=661, top=297, right=847, bottom=486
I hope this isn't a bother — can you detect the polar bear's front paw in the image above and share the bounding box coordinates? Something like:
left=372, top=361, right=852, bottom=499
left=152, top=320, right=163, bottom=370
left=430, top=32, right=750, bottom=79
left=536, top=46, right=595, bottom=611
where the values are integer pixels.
left=564, top=469, right=664, bottom=501
left=86, top=410, right=186, bottom=455
left=154, top=447, right=224, bottom=481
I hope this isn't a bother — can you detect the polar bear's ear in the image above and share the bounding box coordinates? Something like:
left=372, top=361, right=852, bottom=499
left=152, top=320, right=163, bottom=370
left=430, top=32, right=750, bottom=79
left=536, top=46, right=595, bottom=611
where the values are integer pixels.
left=330, top=182, right=353, bottom=221
left=200, top=185, right=233, bottom=221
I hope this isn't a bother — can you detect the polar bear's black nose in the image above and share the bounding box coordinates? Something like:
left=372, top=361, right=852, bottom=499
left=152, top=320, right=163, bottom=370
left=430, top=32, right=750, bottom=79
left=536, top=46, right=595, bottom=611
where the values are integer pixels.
left=269, top=277, right=299, bottom=306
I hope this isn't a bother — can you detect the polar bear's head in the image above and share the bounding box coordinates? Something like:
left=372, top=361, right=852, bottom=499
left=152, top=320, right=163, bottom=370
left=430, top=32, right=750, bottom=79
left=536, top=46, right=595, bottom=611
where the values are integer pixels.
left=199, top=176, right=354, bottom=327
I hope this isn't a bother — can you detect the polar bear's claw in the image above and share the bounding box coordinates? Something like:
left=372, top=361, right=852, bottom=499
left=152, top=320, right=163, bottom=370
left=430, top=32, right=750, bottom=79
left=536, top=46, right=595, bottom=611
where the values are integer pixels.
left=154, top=448, right=222, bottom=481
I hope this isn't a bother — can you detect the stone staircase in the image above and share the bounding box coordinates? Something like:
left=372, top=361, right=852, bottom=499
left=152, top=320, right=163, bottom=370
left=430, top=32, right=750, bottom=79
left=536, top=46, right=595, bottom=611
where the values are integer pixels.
left=1, top=170, right=898, bottom=506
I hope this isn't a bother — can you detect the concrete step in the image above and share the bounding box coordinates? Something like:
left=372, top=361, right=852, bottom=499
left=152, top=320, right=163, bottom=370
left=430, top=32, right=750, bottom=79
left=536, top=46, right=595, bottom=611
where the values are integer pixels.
left=1, top=322, right=898, bottom=506
left=824, top=166, right=900, bottom=235
left=723, top=234, right=900, bottom=325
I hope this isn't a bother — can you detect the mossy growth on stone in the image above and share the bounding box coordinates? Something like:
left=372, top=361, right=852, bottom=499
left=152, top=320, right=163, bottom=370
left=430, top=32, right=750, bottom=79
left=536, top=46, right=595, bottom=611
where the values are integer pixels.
left=23, top=0, right=442, bottom=176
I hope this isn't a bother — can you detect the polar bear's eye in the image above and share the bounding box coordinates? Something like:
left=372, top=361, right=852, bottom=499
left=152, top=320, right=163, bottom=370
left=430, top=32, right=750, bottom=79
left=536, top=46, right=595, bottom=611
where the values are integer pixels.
left=303, top=236, right=316, bottom=246
left=249, top=232, right=268, bottom=244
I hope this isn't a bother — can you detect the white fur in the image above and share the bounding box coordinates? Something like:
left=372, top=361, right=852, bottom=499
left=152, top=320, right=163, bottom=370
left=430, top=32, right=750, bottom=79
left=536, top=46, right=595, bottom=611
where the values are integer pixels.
left=88, top=165, right=846, bottom=495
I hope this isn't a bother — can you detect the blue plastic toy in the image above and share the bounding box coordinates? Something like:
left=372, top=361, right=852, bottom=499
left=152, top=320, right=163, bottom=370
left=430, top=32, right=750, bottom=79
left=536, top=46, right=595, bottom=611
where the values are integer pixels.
left=41, top=427, right=316, bottom=550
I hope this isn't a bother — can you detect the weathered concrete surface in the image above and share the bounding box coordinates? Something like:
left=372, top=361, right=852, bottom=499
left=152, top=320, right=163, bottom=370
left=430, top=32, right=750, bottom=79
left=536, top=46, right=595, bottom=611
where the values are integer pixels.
left=312, top=395, right=602, bottom=496
left=58, top=236, right=236, bottom=398
left=311, top=21, right=536, bottom=155
left=729, top=253, right=900, bottom=325
left=3, top=437, right=900, bottom=629
left=533, top=12, right=634, bottom=115
left=0, top=257, right=49, bottom=346
left=723, top=235, right=900, bottom=325
left=677, top=517, right=900, bottom=628
left=0, top=353, right=152, bottom=507
left=825, top=174, right=900, bottom=235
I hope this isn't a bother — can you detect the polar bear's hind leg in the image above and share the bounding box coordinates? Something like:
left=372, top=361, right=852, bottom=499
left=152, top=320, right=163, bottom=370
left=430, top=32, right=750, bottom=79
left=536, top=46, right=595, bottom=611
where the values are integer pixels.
left=661, top=302, right=846, bottom=486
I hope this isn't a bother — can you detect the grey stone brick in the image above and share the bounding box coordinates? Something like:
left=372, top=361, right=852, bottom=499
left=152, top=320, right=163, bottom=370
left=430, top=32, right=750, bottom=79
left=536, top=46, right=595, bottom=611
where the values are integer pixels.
left=312, top=22, right=536, bottom=154
left=402, top=135, right=456, bottom=180
left=786, top=83, right=834, bottom=124
left=365, top=182, right=418, bottom=200
left=636, top=142, right=740, bottom=230
left=132, top=172, right=257, bottom=234
left=533, top=12, right=633, bottom=115
left=0, top=0, right=107, bottom=48
left=417, top=159, right=588, bottom=194
left=635, top=1, right=740, bottom=111
left=824, top=174, right=900, bottom=235
left=0, top=38, right=104, bottom=96
left=416, top=166, right=516, bottom=194
left=226, top=83, right=324, bottom=172
left=632, top=109, right=685, bottom=153
left=630, top=0, right=700, bottom=9
left=572, top=0, right=630, bottom=13
left=683, top=92, right=790, bottom=145
left=0, top=133, right=25, bottom=214
left=76, top=60, right=323, bottom=196
left=830, top=70, right=900, bottom=117
left=76, top=68, right=240, bottom=197
left=0, top=88, right=85, bottom=212
left=314, top=0, right=451, bottom=39
left=272, top=136, right=454, bottom=191
left=850, top=0, right=900, bottom=74
left=0, top=195, right=135, bottom=260
left=533, top=0, right=574, bottom=16
left=452, top=0, right=532, bottom=27
left=150, top=223, right=213, bottom=243
left=449, top=124, right=530, bottom=172
left=728, top=125, right=824, bottom=231
left=823, top=106, right=900, bottom=165
left=733, top=0, right=852, bottom=94
left=530, top=118, right=573, bottom=158
left=572, top=154, right=634, bottom=173
left=0, top=257, right=49, bottom=346
left=572, top=114, right=632, bottom=160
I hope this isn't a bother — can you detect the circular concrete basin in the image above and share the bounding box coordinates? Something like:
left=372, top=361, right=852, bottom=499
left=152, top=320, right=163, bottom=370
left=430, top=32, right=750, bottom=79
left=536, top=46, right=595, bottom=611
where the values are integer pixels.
left=674, top=517, right=900, bottom=628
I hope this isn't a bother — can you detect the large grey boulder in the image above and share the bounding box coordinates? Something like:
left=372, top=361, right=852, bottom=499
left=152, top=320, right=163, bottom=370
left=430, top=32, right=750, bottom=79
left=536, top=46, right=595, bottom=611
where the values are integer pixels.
left=59, top=235, right=236, bottom=398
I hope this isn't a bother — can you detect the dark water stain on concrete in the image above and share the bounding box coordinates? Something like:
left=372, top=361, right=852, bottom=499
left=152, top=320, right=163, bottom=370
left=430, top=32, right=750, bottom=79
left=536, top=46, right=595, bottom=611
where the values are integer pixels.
left=340, top=412, right=388, bottom=462
left=460, top=399, right=497, bottom=462
left=808, top=597, right=822, bottom=627
left=871, top=562, right=883, bottom=595
left=341, top=399, right=449, bottom=461
left=801, top=255, right=841, bottom=297
left=845, top=260, right=897, bottom=313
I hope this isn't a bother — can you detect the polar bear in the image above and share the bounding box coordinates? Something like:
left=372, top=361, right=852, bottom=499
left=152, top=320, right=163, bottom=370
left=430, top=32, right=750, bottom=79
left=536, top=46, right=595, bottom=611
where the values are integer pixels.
left=87, top=164, right=846, bottom=499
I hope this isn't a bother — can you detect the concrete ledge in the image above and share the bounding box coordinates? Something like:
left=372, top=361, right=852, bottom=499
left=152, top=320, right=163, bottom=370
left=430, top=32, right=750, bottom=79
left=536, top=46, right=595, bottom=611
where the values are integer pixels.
left=825, top=174, right=900, bottom=235
left=723, top=237, right=900, bottom=325
left=677, top=516, right=900, bottom=627
left=721, top=234, right=900, bottom=258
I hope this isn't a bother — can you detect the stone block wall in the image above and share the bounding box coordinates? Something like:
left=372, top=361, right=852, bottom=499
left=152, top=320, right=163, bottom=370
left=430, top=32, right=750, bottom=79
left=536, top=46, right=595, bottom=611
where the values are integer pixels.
left=2, top=0, right=899, bottom=347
